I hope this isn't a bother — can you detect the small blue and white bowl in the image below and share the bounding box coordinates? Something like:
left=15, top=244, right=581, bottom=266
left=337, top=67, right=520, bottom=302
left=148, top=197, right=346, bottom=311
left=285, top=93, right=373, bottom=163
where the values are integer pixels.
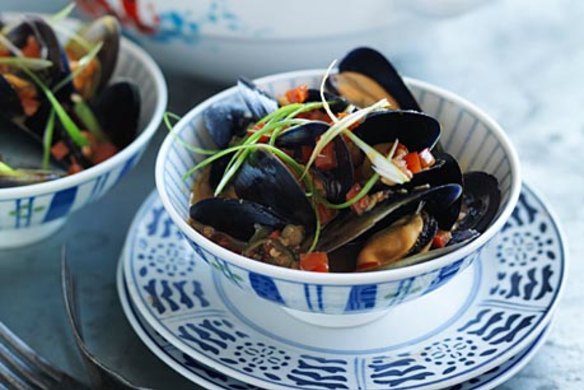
left=156, top=70, right=520, bottom=327
left=0, top=16, right=167, bottom=249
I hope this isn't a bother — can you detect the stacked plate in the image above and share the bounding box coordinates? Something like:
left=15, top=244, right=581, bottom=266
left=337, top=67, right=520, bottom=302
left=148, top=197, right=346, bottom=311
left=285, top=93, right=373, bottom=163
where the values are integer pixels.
left=117, top=184, right=566, bottom=390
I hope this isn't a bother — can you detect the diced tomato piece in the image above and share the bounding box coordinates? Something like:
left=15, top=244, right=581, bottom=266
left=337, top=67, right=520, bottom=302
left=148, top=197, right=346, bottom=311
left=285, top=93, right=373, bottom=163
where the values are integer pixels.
left=92, top=142, right=118, bottom=164
left=316, top=203, right=337, bottom=225
left=285, top=84, right=309, bottom=104
left=404, top=152, right=422, bottom=174
left=246, top=123, right=270, bottom=143
left=394, top=143, right=409, bottom=159
left=51, top=141, right=70, bottom=161
left=67, top=158, right=83, bottom=175
left=22, top=36, right=41, bottom=58
left=432, top=230, right=452, bottom=248
left=346, top=183, right=370, bottom=215
left=269, top=230, right=281, bottom=240
left=315, top=140, right=337, bottom=171
left=419, top=148, right=436, bottom=168
left=300, top=252, right=329, bottom=272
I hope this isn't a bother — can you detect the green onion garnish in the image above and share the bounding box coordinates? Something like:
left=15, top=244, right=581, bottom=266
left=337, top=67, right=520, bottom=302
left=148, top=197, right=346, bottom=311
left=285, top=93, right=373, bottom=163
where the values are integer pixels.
left=48, top=3, right=77, bottom=24
left=52, top=41, right=103, bottom=93
left=22, top=67, right=89, bottom=147
left=164, top=112, right=217, bottom=156
left=0, top=57, right=53, bottom=70
left=42, top=110, right=56, bottom=170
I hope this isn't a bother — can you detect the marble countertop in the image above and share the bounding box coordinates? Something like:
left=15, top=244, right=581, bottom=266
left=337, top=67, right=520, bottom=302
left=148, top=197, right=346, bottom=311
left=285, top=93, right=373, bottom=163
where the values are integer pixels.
left=0, top=0, right=582, bottom=388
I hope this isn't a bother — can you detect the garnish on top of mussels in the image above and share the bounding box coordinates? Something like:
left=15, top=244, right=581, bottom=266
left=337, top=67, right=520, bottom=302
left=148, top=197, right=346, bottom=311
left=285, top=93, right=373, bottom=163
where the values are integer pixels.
left=183, top=47, right=501, bottom=273
left=0, top=5, right=140, bottom=188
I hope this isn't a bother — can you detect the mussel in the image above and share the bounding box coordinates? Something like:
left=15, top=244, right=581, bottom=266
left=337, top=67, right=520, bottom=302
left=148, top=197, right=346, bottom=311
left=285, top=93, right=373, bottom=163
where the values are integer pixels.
left=328, top=47, right=421, bottom=111
left=186, top=47, right=502, bottom=273
left=0, top=14, right=140, bottom=187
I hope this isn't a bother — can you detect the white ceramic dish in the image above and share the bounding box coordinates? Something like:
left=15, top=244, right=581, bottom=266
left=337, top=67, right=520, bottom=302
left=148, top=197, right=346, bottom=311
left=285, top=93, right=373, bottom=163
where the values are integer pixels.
left=75, top=0, right=403, bottom=82
left=155, top=69, right=521, bottom=325
left=117, top=260, right=553, bottom=390
left=0, top=14, right=167, bottom=248
left=120, top=185, right=564, bottom=389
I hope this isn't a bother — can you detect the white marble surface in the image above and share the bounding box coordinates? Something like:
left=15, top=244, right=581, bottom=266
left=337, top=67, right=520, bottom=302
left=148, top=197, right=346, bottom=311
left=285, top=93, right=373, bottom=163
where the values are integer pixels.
left=0, top=0, right=582, bottom=389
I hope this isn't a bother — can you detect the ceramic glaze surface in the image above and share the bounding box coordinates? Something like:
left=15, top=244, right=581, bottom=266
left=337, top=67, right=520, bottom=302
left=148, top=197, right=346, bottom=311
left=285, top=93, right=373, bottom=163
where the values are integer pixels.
left=156, top=71, right=521, bottom=315
left=118, top=262, right=552, bottom=390
left=122, top=184, right=563, bottom=389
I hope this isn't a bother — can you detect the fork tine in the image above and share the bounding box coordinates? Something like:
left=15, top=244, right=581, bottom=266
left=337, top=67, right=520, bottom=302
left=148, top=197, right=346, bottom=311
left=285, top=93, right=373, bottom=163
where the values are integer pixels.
left=0, top=322, right=63, bottom=383
left=0, top=340, right=52, bottom=389
left=0, top=359, right=35, bottom=390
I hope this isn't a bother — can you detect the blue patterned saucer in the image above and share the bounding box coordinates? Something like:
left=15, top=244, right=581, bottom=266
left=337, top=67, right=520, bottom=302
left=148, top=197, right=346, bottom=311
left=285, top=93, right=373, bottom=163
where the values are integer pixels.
left=121, top=184, right=566, bottom=389
left=117, top=261, right=552, bottom=390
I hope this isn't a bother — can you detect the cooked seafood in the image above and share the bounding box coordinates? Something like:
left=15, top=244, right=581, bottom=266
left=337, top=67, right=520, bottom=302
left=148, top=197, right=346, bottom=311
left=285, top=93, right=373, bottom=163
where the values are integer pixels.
left=183, top=47, right=500, bottom=273
left=0, top=10, right=140, bottom=188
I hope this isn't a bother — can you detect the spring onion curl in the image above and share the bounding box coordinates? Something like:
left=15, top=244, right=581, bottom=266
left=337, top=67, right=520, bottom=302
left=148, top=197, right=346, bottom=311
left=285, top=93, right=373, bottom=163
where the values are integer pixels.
left=21, top=67, right=89, bottom=148
left=163, top=112, right=218, bottom=156
left=42, top=110, right=56, bottom=170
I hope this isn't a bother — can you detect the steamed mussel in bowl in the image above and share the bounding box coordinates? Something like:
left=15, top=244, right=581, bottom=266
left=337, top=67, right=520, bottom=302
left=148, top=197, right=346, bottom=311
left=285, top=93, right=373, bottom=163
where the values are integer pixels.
left=185, top=48, right=501, bottom=273
left=0, top=10, right=140, bottom=188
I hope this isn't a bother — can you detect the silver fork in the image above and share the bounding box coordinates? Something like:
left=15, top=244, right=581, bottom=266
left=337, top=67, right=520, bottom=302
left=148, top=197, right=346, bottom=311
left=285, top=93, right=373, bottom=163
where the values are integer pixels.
left=61, top=248, right=154, bottom=390
left=0, top=321, right=87, bottom=390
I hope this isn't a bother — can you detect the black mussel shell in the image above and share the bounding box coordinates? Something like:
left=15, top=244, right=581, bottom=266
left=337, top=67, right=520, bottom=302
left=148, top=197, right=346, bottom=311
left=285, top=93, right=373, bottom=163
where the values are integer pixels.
left=314, top=137, right=354, bottom=203
left=317, top=183, right=462, bottom=253
left=92, top=81, right=140, bottom=148
left=0, top=75, right=24, bottom=119
left=6, top=17, right=62, bottom=86
left=233, top=149, right=315, bottom=231
left=354, top=110, right=441, bottom=152
left=67, top=15, right=121, bottom=97
left=306, top=89, right=349, bottom=113
left=275, top=121, right=329, bottom=148
left=332, top=47, right=420, bottom=111
left=203, top=100, right=253, bottom=149
left=237, top=77, right=278, bottom=120
left=457, top=172, right=501, bottom=233
left=400, top=152, right=463, bottom=230
left=190, top=198, right=288, bottom=242
left=276, top=121, right=354, bottom=203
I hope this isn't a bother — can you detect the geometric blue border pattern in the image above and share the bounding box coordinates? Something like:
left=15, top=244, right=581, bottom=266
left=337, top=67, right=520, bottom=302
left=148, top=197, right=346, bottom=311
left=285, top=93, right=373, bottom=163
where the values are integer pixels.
left=123, top=185, right=565, bottom=389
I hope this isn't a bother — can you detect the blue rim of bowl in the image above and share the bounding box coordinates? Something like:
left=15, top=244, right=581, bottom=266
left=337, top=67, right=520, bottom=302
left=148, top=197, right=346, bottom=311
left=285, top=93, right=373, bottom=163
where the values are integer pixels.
left=0, top=13, right=168, bottom=200
left=155, top=69, right=522, bottom=285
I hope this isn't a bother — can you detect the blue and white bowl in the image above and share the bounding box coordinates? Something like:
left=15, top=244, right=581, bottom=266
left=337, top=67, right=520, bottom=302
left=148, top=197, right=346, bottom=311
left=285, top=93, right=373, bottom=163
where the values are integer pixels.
left=155, top=70, right=520, bottom=326
left=0, top=16, right=167, bottom=249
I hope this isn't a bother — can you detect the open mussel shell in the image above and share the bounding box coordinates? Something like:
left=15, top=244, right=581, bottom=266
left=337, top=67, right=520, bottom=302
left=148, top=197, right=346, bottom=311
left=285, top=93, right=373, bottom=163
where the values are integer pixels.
left=400, top=152, right=463, bottom=230
left=354, top=110, right=441, bottom=152
left=306, top=89, right=349, bottom=113
left=190, top=198, right=288, bottom=242
left=66, top=15, right=121, bottom=99
left=275, top=121, right=329, bottom=148
left=457, top=172, right=501, bottom=233
left=233, top=149, right=316, bottom=232
left=328, top=47, right=421, bottom=111
left=203, top=99, right=253, bottom=149
left=237, top=77, right=278, bottom=120
left=0, top=116, right=65, bottom=170
left=0, top=75, right=24, bottom=119
left=92, top=81, right=140, bottom=148
left=317, top=183, right=462, bottom=253
left=276, top=121, right=354, bottom=203
left=5, top=17, right=62, bottom=86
